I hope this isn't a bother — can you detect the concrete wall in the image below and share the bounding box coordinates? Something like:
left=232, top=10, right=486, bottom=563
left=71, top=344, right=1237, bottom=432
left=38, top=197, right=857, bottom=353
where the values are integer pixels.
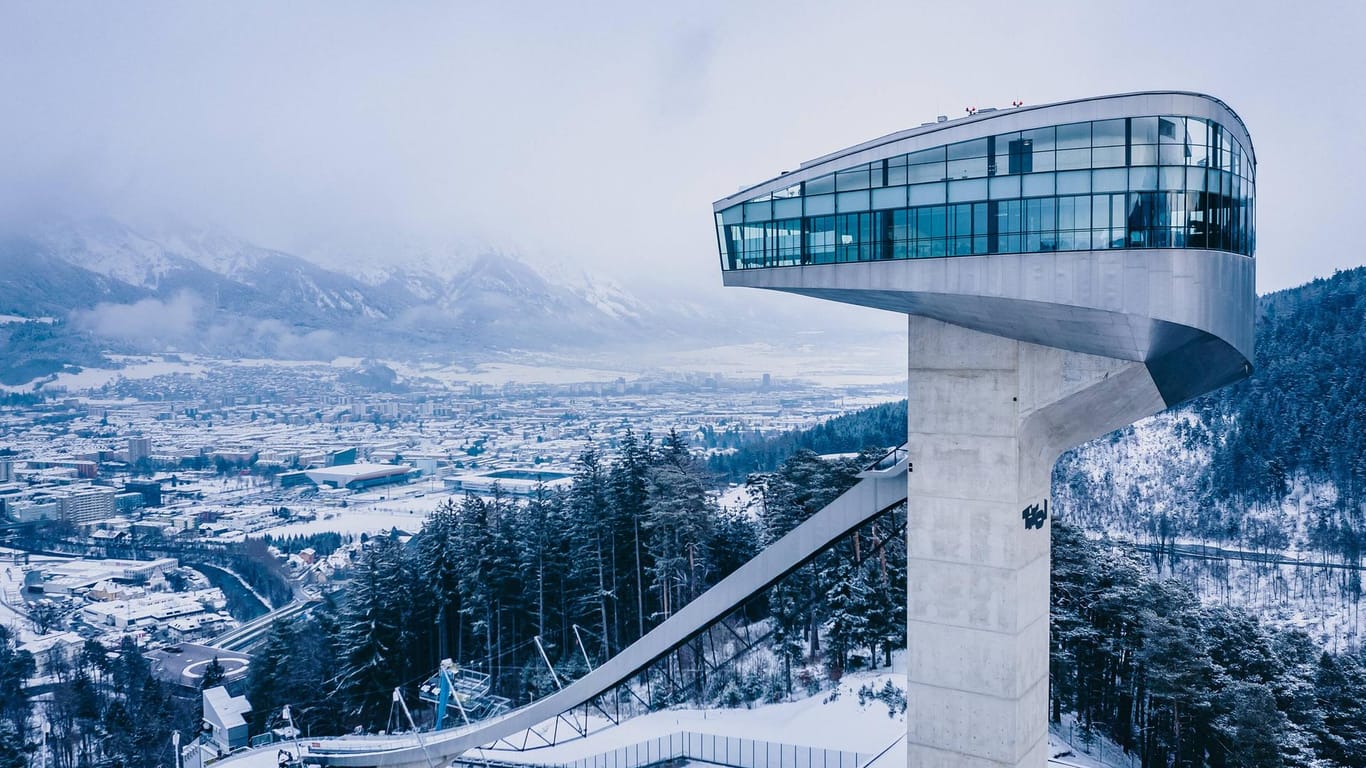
left=904, top=317, right=1165, bottom=767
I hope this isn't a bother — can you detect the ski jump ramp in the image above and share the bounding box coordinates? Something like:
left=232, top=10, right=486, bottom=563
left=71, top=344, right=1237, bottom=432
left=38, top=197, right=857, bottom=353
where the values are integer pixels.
left=298, top=452, right=908, bottom=767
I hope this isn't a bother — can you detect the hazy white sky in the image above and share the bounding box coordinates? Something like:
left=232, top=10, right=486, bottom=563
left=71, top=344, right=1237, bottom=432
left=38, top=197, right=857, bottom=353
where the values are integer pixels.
left=2, top=0, right=1362, bottom=293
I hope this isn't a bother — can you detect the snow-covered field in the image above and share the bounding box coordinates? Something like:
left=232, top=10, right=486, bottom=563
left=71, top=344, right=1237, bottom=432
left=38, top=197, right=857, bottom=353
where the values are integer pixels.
left=9, top=338, right=907, bottom=396
left=249, top=485, right=455, bottom=539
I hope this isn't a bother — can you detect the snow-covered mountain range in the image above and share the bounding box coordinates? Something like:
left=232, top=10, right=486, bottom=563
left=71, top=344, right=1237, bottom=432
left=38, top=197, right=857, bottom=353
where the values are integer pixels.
left=0, top=219, right=809, bottom=363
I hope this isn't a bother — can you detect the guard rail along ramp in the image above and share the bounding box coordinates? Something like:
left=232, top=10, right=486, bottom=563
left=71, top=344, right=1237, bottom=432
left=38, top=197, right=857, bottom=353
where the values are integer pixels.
left=306, top=447, right=910, bottom=767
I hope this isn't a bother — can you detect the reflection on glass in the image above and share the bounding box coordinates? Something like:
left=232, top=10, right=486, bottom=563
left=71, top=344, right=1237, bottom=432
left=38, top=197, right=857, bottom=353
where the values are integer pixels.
left=721, top=114, right=1253, bottom=269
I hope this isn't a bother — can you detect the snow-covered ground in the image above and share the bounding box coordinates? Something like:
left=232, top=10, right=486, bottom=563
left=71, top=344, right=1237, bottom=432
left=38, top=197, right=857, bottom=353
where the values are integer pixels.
left=249, top=485, right=456, bottom=539
left=213, top=651, right=1135, bottom=768
left=0, top=547, right=78, bottom=647
left=499, top=660, right=909, bottom=764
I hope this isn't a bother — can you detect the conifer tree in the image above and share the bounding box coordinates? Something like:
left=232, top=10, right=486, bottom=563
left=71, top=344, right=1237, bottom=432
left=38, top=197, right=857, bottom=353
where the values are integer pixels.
left=336, top=535, right=410, bottom=730
left=201, top=656, right=226, bottom=690
left=822, top=562, right=872, bottom=671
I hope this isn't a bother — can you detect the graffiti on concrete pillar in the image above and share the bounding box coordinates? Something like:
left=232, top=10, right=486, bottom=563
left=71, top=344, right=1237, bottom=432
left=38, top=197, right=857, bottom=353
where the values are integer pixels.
left=1022, top=499, right=1048, bottom=530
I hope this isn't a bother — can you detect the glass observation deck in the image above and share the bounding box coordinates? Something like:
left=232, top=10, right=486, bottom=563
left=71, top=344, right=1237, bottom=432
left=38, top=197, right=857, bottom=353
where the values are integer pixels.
left=715, top=113, right=1254, bottom=271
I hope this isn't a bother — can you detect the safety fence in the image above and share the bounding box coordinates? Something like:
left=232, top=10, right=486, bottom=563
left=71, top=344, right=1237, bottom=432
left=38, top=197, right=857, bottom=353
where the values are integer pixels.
left=476, top=731, right=873, bottom=768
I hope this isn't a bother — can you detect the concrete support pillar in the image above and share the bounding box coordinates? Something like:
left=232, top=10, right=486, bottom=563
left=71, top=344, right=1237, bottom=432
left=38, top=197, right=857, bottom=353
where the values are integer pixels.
left=904, top=316, right=1165, bottom=767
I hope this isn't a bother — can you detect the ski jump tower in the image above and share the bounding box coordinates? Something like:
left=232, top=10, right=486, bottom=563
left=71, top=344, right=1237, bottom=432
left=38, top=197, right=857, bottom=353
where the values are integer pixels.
left=713, top=92, right=1255, bottom=767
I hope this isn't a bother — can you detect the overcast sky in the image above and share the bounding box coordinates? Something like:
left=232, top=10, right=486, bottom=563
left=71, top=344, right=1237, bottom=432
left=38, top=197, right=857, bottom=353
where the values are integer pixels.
left=1, top=0, right=1362, bottom=293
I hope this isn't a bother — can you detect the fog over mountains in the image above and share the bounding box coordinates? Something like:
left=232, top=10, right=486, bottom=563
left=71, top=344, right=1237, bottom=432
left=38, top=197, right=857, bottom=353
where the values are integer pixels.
left=0, top=219, right=899, bottom=381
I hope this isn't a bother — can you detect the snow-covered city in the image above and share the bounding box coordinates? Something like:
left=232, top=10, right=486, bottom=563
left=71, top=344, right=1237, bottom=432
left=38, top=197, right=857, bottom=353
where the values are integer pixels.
left=5, top=3, right=1366, bottom=768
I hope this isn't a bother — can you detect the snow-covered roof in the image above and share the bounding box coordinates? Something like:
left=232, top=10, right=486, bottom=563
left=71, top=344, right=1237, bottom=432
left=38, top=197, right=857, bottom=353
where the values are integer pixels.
left=304, top=462, right=410, bottom=486
left=204, top=685, right=252, bottom=729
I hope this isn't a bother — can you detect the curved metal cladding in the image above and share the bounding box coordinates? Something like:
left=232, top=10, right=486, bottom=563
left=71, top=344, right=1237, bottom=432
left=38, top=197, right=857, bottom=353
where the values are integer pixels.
left=713, top=92, right=1256, bottom=406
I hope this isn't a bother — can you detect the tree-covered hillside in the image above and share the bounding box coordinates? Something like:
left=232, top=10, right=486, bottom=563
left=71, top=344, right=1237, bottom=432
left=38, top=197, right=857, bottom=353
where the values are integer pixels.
left=1204, top=267, right=1366, bottom=523
left=1056, top=267, right=1366, bottom=563
left=244, top=431, right=906, bottom=736
left=707, top=400, right=907, bottom=481
left=1051, top=521, right=1366, bottom=768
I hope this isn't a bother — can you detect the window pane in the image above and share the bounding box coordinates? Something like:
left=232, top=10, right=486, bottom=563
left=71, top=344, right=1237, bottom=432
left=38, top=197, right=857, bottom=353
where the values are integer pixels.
left=907, top=146, right=946, bottom=164
left=1022, top=172, right=1055, bottom=197
left=948, top=178, right=988, bottom=202
left=774, top=219, right=802, bottom=266
left=947, top=155, right=988, bottom=179
left=1130, top=117, right=1159, bottom=146
left=1092, top=119, right=1126, bottom=146
left=744, top=200, right=771, bottom=222
left=994, top=132, right=1022, bottom=173
left=1092, top=145, right=1125, bottom=168
left=835, top=214, right=860, bottom=262
left=1159, top=166, right=1185, bottom=190
left=1093, top=196, right=1109, bottom=231
left=1129, top=167, right=1158, bottom=191
left=989, top=175, right=1021, bottom=199
left=919, top=206, right=947, bottom=239
left=721, top=205, right=743, bottom=225
left=1111, top=195, right=1126, bottom=248
left=952, top=204, right=973, bottom=238
left=805, top=175, right=835, bottom=195
left=1056, top=148, right=1090, bottom=170
left=1159, top=144, right=1188, bottom=165
left=1007, top=138, right=1034, bottom=174
left=909, top=182, right=947, bottom=206
left=998, top=199, right=1023, bottom=234
left=887, top=163, right=908, bottom=186
left=871, top=186, right=906, bottom=210
left=907, top=162, right=946, bottom=183
left=773, top=197, right=802, bottom=218
left=1058, top=196, right=1075, bottom=230
left=805, top=194, right=834, bottom=215
left=891, top=209, right=912, bottom=243
left=1025, top=197, right=1050, bottom=234
left=1093, top=168, right=1127, bottom=193
left=948, top=138, right=989, bottom=160
left=837, top=190, right=869, bottom=212
left=1022, top=126, right=1055, bottom=152
left=1185, top=166, right=1206, bottom=192
left=1057, top=170, right=1090, bottom=195
left=1074, top=196, right=1091, bottom=229
left=1057, top=122, right=1091, bottom=149
left=836, top=165, right=871, bottom=192
left=807, top=215, right=834, bottom=263
left=1024, top=127, right=1055, bottom=171
left=1187, top=119, right=1209, bottom=167
left=1130, top=144, right=1157, bottom=166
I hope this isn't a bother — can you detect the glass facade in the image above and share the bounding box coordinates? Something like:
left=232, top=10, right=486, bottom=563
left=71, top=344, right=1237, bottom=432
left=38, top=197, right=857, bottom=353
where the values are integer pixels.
left=717, top=115, right=1254, bottom=270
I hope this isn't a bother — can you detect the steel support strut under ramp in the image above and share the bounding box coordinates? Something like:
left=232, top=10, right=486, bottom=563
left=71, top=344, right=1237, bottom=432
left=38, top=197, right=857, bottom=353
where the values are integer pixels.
left=305, top=452, right=908, bottom=767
